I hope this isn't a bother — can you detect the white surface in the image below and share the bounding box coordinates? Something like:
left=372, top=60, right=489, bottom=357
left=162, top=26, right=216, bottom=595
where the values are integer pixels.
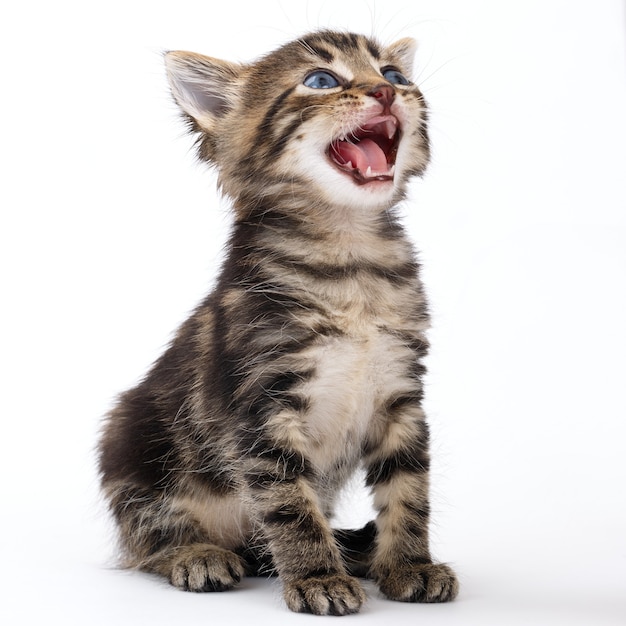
left=1, top=1, right=625, bottom=624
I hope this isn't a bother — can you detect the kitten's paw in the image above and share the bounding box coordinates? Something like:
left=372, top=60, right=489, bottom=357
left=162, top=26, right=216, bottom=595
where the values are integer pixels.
left=169, top=544, right=245, bottom=592
left=284, top=573, right=366, bottom=615
left=377, top=563, right=458, bottom=603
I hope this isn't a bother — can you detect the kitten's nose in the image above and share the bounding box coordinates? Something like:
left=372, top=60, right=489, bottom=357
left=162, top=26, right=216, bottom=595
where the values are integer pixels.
left=368, top=84, right=395, bottom=107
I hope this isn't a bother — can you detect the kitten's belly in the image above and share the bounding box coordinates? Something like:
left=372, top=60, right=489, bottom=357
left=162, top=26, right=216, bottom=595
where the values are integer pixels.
left=300, top=330, right=413, bottom=472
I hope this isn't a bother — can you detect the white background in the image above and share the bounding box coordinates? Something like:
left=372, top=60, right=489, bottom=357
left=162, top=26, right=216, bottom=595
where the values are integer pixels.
left=1, top=1, right=625, bottom=624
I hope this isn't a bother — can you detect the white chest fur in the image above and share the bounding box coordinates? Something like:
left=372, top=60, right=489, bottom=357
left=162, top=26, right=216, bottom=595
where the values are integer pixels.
left=300, top=327, right=416, bottom=474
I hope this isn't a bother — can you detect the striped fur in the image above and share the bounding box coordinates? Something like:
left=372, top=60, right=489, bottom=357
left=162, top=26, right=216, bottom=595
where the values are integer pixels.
left=99, top=30, right=457, bottom=615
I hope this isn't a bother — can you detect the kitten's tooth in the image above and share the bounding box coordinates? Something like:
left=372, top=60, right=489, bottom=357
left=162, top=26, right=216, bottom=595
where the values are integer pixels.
left=366, top=166, right=373, bottom=178
left=390, top=165, right=396, bottom=176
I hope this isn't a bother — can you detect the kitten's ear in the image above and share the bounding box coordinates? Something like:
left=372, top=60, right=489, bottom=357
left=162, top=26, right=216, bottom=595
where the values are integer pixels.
left=386, top=37, right=418, bottom=79
left=164, top=51, right=242, bottom=130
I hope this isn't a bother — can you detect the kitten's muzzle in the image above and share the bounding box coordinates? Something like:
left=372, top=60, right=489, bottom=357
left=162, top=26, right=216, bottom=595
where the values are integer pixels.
left=368, top=84, right=395, bottom=109
left=329, top=114, right=400, bottom=185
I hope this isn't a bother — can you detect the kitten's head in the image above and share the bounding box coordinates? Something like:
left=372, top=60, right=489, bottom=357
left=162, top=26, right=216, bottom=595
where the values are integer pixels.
left=165, top=31, right=429, bottom=218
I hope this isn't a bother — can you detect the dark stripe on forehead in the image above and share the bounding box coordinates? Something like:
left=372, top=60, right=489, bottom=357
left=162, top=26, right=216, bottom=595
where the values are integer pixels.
left=324, top=31, right=360, bottom=52
left=304, top=30, right=362, bottom=56
left=304, top=41, right=334, bottom=63
left=366, top=39, right=381, bottom=59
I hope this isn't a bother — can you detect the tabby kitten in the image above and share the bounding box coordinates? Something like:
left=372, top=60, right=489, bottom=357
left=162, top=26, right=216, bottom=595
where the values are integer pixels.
left=99, top=30, right=458, bottom=615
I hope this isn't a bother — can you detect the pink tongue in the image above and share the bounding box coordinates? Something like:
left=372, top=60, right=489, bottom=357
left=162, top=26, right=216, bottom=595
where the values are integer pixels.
left=333, top=139, right=388, bottom=173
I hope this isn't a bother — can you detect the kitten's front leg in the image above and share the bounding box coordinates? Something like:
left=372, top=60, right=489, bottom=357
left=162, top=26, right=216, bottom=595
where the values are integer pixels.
left=365, top=417, right=459, bottom=603
left=245, top=445, right=366, bottom=615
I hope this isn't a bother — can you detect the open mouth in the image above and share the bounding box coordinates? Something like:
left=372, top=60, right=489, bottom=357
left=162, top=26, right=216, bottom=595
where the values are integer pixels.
left=328, top=115, right=400, bottom=185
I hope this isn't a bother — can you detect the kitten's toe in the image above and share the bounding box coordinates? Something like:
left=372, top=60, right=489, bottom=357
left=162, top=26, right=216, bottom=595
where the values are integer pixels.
left=168, top=544, right=245, bottom=592
left=377, top=563, right=458, bottom=603
left=283, top=573, right=366, bottom=615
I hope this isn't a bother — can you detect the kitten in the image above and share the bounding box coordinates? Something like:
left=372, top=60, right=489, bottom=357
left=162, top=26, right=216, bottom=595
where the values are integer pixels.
left=99, top=30, right=458, bottom=615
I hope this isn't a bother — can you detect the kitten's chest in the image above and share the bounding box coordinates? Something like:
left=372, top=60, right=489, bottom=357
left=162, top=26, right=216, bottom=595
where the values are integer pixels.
left=255, top=228, right=427, bottom=472
left=299, top=317, right=420, bottom=473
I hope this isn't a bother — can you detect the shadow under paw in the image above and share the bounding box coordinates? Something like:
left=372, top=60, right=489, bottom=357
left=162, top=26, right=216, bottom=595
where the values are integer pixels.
left=168, top=544, right=245, bottom=592
left=378, top=563, right=458, bottom=603
left=284, top=573, right=366, bottom=615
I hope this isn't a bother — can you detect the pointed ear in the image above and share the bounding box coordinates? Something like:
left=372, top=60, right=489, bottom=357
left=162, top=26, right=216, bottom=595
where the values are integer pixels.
left=164, top=51, right=242, bottom=131
left=386, top=37, right=418, bottom=78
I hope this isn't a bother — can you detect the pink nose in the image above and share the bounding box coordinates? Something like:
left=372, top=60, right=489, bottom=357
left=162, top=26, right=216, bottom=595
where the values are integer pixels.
left=368, top=84, right=395, bottom=107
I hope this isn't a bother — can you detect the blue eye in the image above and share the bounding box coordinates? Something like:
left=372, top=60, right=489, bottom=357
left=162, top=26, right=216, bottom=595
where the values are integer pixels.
left=382, top=68, right=410, bottom=85
left=304, top=70, right=340, bottom=89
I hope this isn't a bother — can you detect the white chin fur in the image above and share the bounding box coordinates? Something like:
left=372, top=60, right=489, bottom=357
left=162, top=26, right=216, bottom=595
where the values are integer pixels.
left=318, top=164, right=397, bottom=211
left=289, top=143, right=400, bottom=213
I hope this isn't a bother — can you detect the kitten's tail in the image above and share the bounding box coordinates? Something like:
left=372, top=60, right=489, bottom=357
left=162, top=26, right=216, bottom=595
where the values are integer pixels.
left=241, top=521, right=377, bottom=579
left=334, top=521, right=377, bottom=578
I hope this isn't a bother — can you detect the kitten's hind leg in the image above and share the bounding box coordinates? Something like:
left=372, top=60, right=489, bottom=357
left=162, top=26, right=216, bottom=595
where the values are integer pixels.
left=149, top=544, right=245, bottom=592
left=104, top=482, right=245, bottom=592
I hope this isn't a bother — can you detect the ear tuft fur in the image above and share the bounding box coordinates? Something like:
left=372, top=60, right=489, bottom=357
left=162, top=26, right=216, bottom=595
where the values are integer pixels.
left=164, top=51, right=241, bottom=131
